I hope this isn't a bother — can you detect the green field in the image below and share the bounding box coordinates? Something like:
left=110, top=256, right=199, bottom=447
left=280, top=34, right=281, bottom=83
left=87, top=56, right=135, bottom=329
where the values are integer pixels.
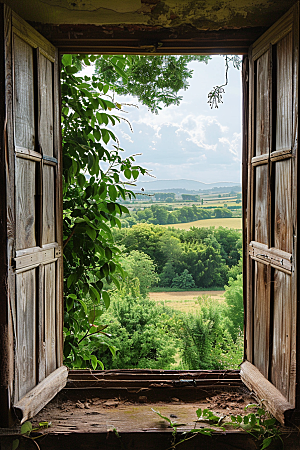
left=162, top=217, right=242, bottom=230
left=149, top=290, right=225, bottom=314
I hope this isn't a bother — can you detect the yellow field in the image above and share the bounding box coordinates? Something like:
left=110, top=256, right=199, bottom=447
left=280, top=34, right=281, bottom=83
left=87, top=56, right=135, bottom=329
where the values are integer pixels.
left=149, top=290, right=225, bottom=314
left=162, top=217, right=242, bottom=230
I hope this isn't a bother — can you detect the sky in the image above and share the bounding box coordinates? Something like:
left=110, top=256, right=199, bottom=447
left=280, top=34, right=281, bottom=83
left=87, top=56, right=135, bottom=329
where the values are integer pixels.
left=83, top=56, right=242, bottom=185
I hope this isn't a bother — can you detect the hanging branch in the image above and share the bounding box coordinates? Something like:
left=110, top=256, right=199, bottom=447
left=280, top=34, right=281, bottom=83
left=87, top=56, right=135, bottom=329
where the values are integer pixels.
left=207, top=56, right=242, bottom=109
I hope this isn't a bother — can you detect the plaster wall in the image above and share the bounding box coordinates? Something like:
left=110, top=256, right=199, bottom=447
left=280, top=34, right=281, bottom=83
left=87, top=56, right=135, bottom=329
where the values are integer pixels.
left=2, top=0, right=297, bottom=29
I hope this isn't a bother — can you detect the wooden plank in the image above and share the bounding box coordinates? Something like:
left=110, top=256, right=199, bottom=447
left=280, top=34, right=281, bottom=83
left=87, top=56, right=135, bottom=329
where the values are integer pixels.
left=32, top=24, right=266, bottom=56
left=15, top=146, right=41, bottom=160
left=274, top=159, right=292, bottom=253
left=255, top=50, right=270, bottom=157
left=252, top=7, right=293, bottom=60
left=15, top=158, right=36, bottom=250
left=271, top=270, right=295, bottom=405
left=276, top=32, right=293, bottom=152
left=42, top=165, right=55, bottom=245
left=246, top=48, right=255, bottom=364
left=248, top=241, right=292, bottom=273
left=14, top=247, right=55, bottom=269
left=38, top=52, right=53, bottom=157
left=13, top=34, right=35, bottom=151
left=254, top=165, right=268, bottom=244
left=15, top=242, right=59, bottom=258
left=270, top=149, right=292, bottom=161
left=0, top=3, right=15, bottom=427
left=16, top=268, right=36, bottom=401
left=12, top=11, right=55, bottom=61
left=54, top=48, right=64, bottom=367
left=253, top=262, right=270, bottom=378
left=44, top=262, right=57, bottom=376
left=251, top=154, right=268, bottom=166
left=291, top=1, right=299, bottom=417
left=241, top=361, right=294, bottom=424
left=37, top=264, right=45, bottom=383
left=13, top=366, right=68, bottom=423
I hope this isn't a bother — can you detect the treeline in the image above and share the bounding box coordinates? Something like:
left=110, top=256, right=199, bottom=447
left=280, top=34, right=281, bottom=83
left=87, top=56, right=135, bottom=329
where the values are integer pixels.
left=113, top=224, right=242, bottom=289
left=122, top=204, right=232, bottom=228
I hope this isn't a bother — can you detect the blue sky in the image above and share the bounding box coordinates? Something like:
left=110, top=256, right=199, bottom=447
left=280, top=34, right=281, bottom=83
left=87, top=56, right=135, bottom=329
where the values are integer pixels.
left=85, top=56, right=242, bottom=184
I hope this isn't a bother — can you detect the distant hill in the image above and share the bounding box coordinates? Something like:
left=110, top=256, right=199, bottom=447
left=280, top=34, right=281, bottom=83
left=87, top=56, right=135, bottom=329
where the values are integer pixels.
left=134, top=179, right=241, bottom=193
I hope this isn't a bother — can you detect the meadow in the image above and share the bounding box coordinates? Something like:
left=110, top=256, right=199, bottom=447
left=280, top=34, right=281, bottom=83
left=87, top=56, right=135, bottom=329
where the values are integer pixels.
left=162, top=217, right=242, bottom=230
left=149, top=290, right=225, bottom=313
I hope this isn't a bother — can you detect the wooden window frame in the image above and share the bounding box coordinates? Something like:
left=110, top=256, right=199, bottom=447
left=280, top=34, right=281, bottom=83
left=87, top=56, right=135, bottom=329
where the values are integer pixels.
left=0, top=1, right=300, bottom=432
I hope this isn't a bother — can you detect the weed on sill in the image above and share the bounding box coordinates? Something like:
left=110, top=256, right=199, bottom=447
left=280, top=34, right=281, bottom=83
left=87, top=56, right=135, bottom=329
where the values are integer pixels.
left=12, top=420, right=51, bottom=450
left=151, top=403, right=283, bottom=450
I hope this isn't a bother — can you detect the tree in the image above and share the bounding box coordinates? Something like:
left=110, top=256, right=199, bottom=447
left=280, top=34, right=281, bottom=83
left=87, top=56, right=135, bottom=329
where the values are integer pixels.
left=62, top=54, right=148, bottom=369
left=95, top=55, right=211, bottom=113
left=224, top=274, right=244, bottom=341
left=172, top=269, right=196, bottom=289
left=120, top=250, right=159, bottom=297
left=98, top=291, right=178, bottom=369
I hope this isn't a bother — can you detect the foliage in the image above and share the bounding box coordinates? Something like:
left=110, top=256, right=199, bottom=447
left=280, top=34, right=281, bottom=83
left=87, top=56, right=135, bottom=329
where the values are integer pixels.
left=179, top=297, right=243, bottom=370
left=224, top=274, right=244, bottom=340
left=119, top=249, right=159, bottom=296
left=114, top=224, right=241, bottom=288
left=95, top=55, right=211, bottom=113
left=122, top=204, right=212, bottom=227
left=171, top=269, right=195, bottom=290
left=152, top=403, right=282, bottom=450
left=61, top=54, right=148, bottom=369
left=98, top=290, right=179, bottom=369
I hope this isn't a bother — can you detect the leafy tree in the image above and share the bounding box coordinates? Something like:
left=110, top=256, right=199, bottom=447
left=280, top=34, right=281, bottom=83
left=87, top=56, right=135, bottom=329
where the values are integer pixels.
left=224, top=274, right=244, bottom=341
left=214, top=207, right=233, bottom=218
left=95, top=55, right=211, bottom=113
left=61, top=54, right=148, bottom=369
left=159, top=261, right=177, bottom=287
left=99, top=291, right=178, bottom=369
left=120, top=250, right=159, bottom=297
left=171, top=269, right=196, bottom=289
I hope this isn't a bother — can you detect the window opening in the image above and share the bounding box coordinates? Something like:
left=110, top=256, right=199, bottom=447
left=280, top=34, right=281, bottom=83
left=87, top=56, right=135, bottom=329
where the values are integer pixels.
left=62, top=54, right=243, bottom=373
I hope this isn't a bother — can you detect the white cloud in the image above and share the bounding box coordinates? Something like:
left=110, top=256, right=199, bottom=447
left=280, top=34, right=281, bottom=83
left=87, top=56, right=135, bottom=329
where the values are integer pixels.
left=120, top=129, right=134, bottom=143
left=219, top=132, right=242, bottom=161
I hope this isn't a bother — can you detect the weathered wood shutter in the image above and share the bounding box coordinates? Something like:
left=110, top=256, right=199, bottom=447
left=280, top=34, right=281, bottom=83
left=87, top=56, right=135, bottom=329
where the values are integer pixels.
left=0, top=6, right=67, bottom=426
left=241, top=4, right=299, bottom=425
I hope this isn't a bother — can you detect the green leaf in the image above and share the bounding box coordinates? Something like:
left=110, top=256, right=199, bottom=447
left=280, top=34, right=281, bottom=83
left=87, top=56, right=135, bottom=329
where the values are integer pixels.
left=77, top=173, right=86, bottom=188
left=90, top=355, right=98, bottom=370
left=62, top=54, right=72, bottom=66
left=12, top=439, right=19, bottom=450
left=89, top=286, right=100, bottom=303
left=261, top=437, right=272, bottom=449
left=86, top=226, right=96, bottom=241
left=21, top=421, right=33, bottom=435
left=196, top=408, right=202, bottom=418
left=66, top=296, right=74, bottom=312
left=108, top=185, right=118, bottom=201
left=102, top=291, right=110, bottom=309
left=124, top=169, right=131, bottom=179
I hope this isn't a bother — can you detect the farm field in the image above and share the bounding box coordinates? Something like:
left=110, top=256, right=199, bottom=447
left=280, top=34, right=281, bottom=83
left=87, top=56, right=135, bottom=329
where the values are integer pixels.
left=162, top=217, right=242, bottom=230
left=149, top=290, right=225, bottom=314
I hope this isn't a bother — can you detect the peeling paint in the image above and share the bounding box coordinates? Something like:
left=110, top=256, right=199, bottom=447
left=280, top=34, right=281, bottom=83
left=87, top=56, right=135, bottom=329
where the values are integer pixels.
left=3, top=0, right=297, bottom=29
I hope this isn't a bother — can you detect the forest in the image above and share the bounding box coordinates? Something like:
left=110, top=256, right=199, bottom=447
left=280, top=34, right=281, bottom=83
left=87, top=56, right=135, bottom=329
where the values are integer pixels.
left=121, top=205, right=233, bottom=227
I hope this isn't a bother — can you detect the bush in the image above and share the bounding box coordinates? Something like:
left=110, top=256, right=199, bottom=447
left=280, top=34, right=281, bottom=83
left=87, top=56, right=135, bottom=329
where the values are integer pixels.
left=98, top=291, right=179, bottom=369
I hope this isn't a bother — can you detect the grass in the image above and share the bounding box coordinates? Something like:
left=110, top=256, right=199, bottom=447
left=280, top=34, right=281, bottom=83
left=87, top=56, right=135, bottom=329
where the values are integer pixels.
left=150, top=286, right=225, bottom=292
left=162, top=217, right=242, bottom=230
left=149, top=290, right=225, bottom=314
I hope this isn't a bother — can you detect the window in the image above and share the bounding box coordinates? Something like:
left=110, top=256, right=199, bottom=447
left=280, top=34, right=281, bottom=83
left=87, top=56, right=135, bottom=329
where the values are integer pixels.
left=0, top=1, right=298, bottom=429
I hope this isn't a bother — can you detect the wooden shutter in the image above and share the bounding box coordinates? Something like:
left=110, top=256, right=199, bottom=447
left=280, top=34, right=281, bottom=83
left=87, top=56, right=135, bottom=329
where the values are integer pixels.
left=241, top=4, right=299, bottom=425
left=0, top=6, right=67, bottom=426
